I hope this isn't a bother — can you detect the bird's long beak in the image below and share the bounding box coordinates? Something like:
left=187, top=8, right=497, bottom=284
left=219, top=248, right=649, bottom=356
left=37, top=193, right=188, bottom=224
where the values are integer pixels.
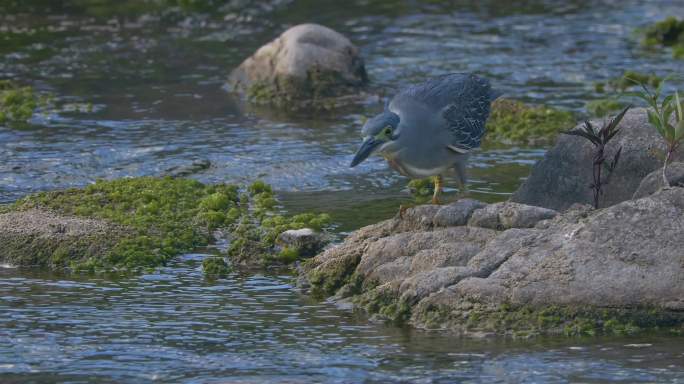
left=350, top=137, right=382, bottom=167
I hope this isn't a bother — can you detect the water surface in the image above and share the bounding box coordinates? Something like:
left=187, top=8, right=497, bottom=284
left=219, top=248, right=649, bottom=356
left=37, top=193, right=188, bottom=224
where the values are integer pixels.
left=2, top=256, right=684, bottom=383
left=1, top=1, right=684, bottom=382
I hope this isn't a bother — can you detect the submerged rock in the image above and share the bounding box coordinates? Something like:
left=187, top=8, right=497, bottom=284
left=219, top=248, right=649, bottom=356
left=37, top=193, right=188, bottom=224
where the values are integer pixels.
left=161, top=159, right=211, bottom=178
left=299, top=189, right=684, bottom=337
left=512, top=108, right=684, bottom=211
left=228, top=23, right=368, bottom=108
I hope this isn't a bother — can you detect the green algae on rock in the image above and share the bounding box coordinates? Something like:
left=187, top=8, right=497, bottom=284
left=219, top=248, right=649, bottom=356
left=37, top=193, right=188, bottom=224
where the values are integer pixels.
left=411, top=300, right=680, bottom=338
left=641, top=17, right=684, bottom=59
left=9, top=177, right=236, bottom=270
left=0, top=208, right=132, bottom=269
left=485, top=99, right=576, bottom=146
left=642, top=17, right=684, bottom=47
left=0, top=80, right=48, bottom=124
left=202, top=256, right=232, bottom=278
left=3, top=177, right=330, bottom=271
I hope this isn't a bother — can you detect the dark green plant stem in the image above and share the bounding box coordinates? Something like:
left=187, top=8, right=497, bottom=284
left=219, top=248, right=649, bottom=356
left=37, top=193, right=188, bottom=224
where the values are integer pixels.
left=563, top=106, right=629, bottom=209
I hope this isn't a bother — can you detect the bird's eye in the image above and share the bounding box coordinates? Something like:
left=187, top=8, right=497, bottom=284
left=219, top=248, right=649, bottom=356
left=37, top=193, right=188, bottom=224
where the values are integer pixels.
left=383, top=126, right=392, bottom=136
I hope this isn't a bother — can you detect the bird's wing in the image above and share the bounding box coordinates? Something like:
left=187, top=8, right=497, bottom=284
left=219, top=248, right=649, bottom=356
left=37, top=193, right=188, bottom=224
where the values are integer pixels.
left=391, top=73, right=496, bottom=152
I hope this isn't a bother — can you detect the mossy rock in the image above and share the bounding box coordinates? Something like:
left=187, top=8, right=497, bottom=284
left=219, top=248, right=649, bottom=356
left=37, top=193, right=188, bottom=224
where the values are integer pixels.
left=202, top=256, right=232, bottom=278
left=244, top=71, right=367, bottom=111
left=229, top=24, right=369, bottom=111
left=484, top=98, right=576, bottom=146
left=641, top=17, right=684, bottom=59
left=0, top=80, right=49, bottom=124
left=642, top=17, right=684, bottom=47
left=0, top=209, right=131, bottom=269
left=413, top=301, right=684, bottom=338
left=3, top=177, right=331, bottom=271
left=305, top=252, right=362, bottom=298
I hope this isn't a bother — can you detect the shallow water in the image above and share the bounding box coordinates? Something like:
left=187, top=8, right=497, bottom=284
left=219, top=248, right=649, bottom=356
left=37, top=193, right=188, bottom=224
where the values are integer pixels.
left=1, top=0, right=684, bottom=382
left=2, top=0, right=683, bottom=228
left=2, top=256, right=684, bottom=384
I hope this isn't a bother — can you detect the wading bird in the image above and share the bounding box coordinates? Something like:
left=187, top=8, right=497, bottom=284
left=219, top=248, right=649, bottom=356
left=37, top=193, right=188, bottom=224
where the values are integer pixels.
left=350, top=73, right=499, bottom=203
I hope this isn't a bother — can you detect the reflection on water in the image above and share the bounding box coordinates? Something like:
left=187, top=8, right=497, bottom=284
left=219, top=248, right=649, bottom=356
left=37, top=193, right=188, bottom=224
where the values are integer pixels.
left=1, top=256, right=684, bottom=383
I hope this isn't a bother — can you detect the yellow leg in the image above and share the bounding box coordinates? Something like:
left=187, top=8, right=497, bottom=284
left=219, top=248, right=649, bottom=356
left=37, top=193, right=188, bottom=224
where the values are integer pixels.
left=432, top=175, right=443, bottom=204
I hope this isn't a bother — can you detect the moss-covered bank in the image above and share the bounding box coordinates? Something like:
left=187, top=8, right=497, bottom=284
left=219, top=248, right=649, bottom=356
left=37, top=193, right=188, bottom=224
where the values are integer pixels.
left=412, top=300, right=684, bottom=338
left=306, top=266, right=684, bottom=338
left=3, top=177, right=330, bottom=272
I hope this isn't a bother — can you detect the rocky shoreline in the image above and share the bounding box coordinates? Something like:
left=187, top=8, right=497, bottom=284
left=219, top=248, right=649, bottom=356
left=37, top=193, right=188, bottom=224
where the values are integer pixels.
left=298, top=187, right=684, bottom=337
left=296, top=107, right=684, bottom=337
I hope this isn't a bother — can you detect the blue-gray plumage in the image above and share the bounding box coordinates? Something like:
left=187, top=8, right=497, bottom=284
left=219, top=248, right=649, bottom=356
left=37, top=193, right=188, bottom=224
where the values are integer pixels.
left=350, top=73, right=499, bottom=203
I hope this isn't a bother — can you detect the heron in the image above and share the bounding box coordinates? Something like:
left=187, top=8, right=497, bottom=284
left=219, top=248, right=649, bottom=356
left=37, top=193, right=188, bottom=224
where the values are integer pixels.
left=350, top=73, right=499, bottom=204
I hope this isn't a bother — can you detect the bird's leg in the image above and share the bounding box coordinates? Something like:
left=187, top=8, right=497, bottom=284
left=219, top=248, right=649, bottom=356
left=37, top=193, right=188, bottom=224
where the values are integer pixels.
left=457, top=178, right=469, bottom=198
left=454, top=162, right=469, bottom=199
left=432, top=175, right=443, bottom=204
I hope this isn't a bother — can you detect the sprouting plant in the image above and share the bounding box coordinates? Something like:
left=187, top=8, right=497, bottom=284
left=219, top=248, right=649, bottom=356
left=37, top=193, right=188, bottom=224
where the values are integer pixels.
left=625, top=78, right=684, bottom=186
left=563, top=106, right=630, bottom=208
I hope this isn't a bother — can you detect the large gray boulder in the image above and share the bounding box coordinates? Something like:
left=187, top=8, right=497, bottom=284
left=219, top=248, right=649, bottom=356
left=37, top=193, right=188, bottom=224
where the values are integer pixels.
left=228, top=23, right=368, bottom=106
left=300, top=190, right=684, bottom=336
left=512, top=108, right=684, bottom=211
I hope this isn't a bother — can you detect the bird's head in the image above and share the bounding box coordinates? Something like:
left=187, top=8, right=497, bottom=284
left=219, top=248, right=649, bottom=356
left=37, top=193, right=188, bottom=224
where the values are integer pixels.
left=350, top=110, right=400, bottom=167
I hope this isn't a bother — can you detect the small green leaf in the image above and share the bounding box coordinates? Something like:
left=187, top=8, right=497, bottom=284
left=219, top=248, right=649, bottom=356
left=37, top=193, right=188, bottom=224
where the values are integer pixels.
left=664, top=123, right=676, bottom=142
left=676, top=91, right=683, bottom=121
left=675, top=119, right=684, bottom=141
left=647, top=109, right=664, bottom=137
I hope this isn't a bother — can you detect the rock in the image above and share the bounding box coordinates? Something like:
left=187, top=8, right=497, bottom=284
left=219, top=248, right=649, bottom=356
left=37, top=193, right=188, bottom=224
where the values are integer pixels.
left=632, top=162, right=684, bottom=199
left=300, top=189, right=684, bottom=336
left=432, top=199, right=486, bottom=227
left=161, top=159, right=211, bottom=178
left=511, top=108, right=684, bottom=211
left=0, top=209, right=129, bottom=268
left=414, top=187, right=684, bottom=335
left=228, top=23, right=368, bottom=106
left=276, top=228, right=327, bottom=257
left=468, top=202, right=558, bottom=230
